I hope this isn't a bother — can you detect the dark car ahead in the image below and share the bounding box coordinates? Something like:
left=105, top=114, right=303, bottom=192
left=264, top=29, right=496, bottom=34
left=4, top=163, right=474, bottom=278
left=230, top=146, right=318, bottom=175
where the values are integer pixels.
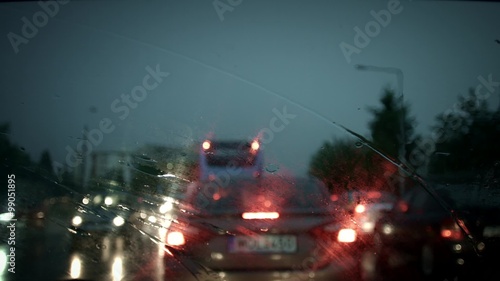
left=69, top=192, right=133, bottom=250
left=370, top=187, right=470, bottom=281
left=163, top=177, right=361, bottom=281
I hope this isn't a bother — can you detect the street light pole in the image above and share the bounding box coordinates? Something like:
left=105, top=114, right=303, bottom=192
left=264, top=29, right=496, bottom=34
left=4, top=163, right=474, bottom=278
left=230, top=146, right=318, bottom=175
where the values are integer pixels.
left=355, top=64, right=406, bottom=193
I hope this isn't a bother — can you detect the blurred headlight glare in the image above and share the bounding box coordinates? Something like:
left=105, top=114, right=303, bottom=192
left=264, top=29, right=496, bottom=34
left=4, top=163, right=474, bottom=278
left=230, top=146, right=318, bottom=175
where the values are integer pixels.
left=337, top=228, right=356, bottom=243
left=72, top=216, right=83, bottom=226
left=167, top=231, right=185, bottom=246
left=104, top=196, right=113, bottom=206
left=113, top=216, right=125, bottom=227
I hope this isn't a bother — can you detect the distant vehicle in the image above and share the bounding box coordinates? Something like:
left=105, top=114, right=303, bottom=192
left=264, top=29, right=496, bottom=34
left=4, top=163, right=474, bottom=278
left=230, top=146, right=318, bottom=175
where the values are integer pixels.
left=371, top=187, right=470, bottom=280
left=199, top=139, right=264, bottom=181
left=69, top=192, right=132, bottom=249
left=164, top=177, right=360, bottom=280
left=349, top=190, right=397, bottom=244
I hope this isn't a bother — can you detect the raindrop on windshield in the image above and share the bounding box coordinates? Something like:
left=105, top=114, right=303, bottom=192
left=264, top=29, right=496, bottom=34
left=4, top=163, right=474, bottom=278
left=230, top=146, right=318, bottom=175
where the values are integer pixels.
left=265, top=163, right=280, bottom=173
left=355, top=141, right=363, bottom=148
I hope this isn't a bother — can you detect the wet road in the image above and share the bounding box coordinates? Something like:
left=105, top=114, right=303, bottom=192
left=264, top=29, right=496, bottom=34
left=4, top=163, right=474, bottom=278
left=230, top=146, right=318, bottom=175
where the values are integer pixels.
left=0, top=203, right=198, bottom=281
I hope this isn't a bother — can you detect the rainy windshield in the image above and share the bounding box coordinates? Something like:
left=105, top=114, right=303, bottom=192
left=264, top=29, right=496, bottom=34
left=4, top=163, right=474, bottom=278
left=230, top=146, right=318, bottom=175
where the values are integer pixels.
left=1, top=0, right=499, bottom=281
left=191, top=178, right=332, bottom=215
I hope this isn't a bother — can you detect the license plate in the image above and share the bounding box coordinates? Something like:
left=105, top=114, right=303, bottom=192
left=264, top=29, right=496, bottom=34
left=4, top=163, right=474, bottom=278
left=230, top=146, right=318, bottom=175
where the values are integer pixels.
left=483, top=226, right=500, bottom=237
left=228, top=235, right=297, bottom=253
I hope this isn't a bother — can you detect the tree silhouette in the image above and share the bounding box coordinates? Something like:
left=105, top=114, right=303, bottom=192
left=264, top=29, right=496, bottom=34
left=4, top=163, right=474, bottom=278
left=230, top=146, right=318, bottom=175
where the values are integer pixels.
left=37, top=149, right=55, bottom=178
left=309, top=138, right=395, bottom=193
left=368, top=88, right=418, bottom=163
left=308, top=88, right=420, bottom=195
left=429, top=89, right=500, bottom=179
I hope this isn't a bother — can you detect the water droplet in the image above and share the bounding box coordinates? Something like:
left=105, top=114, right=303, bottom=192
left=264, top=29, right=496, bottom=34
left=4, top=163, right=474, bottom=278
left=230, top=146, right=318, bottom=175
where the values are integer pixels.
left=265, top=164, right=279, bottom=173
left=95, top=243, right=106, bottom=250
left=89, top=106, right=98, bottom=113
left=19, top=147, right=25, bottom=151
left=357, top=107, right=361, bottom=111
left=355, top=142, right=363, bottom=148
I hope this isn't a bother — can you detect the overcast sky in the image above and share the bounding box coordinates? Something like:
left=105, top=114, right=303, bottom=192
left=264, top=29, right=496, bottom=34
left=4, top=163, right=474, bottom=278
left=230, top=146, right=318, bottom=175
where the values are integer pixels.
left=1, top=0, right=499, bottom=175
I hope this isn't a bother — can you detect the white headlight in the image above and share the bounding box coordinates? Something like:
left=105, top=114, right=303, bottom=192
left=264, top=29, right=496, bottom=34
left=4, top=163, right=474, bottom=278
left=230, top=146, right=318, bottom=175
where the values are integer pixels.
left=159, top=202, right=173, bottom=214
left=382, top=224, right=394, bottom=235
left=104, top=196, right=113, bottom=206
left=0, top=212, right=14, bottom=222
left=72, top=216, right=83, bottom=226
left=113, top=216, right=125, bottom=227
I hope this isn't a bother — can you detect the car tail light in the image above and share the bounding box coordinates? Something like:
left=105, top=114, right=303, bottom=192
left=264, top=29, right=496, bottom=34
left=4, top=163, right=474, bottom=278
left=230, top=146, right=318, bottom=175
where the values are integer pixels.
left=355, top=204, right=366, bottom=213
left=167, top=231, right=185, bottom=246
left=202, top=140, right=211, bottom=150
left=242, top=212, right=279, bottom=220
left=441, top=219, right=463, bottom=240
left=337, top=228, right=357, bottom=243
left=397, top=200, right=409, bottom=212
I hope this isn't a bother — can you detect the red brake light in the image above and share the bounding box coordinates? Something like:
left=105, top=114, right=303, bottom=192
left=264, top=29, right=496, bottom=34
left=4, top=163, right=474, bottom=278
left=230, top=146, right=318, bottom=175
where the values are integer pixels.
left=355, top=204, right=366, bottom=213
left=441, top=219, right=463, bottom=240
left=167, top=231, right=185, bottom=246
left=397, top=201, right=409, bottom=212
left=202, top=141, right=211, bottom=150
left=242, top=212, right=279, bottom=220
left=337, top=228, right=357, bottom=243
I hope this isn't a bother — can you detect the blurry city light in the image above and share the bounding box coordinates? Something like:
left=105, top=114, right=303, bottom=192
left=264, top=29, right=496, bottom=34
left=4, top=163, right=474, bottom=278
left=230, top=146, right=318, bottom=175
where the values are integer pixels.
left=251, top=140, right=260, bottom=151
left=112, top=257, right=123, bottom=281
left=113, top=216, right=125, bottom=227
left=167, top=231, right=185, bottom=246
left=362, top=222, right=375, bottom=232
left=0, top=248, right=7, bottom=274
left=202, top=140, right=211, bottom=150
left=0, top=212, right=14, bottom=222
left=337, top=228, right=357, bottom=243
left=70, top=256, right=82, bottom=279
left=211, top=252, right=224, bottom=260
left=382, top=224, right=394, bottom=235
left=104, top=196, right=113, bottom=206
left=355, top=204, right=366, bottom=213
left=159, top=202, right=173, bottom=214
left=72, top=216, right=83, bottom=226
